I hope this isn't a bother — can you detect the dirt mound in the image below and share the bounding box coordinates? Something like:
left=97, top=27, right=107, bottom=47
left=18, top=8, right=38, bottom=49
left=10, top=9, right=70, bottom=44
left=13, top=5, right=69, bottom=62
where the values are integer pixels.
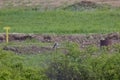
left=0, top=32, right=119, bottom=54
left=3, top=45, right=53, bottom=54
left=63, top=1, right=98, bottom=10
left=0, top=33, right=33, bottom=42
left=0, top=32, right=120, bottom=44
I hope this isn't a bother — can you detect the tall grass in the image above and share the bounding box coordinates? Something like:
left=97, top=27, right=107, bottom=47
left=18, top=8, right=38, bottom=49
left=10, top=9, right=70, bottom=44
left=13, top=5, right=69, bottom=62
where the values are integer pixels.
left=0, top=7, right=120, bottom=33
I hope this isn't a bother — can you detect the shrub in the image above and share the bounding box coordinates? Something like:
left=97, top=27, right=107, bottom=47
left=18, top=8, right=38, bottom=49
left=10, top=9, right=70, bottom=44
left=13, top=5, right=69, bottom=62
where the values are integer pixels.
left=46, top=43, right=120, bottom=80
left=0, top=49, right=49, bottom=80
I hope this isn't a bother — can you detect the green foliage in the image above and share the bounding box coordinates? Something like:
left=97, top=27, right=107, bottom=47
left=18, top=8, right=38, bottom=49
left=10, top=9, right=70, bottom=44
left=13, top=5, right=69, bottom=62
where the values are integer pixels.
left=46, top=43, right=120, bottom=80
left=0, top=43, right=120, bottom=80
left=0, top=49, right=49, bottom=80
left=91, top=53, right=120, bottom=80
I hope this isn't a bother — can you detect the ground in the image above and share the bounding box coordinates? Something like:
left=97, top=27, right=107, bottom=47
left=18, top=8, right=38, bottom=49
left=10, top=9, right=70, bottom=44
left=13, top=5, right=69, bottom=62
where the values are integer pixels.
left=0, top=0, right=120, bottom=53
left=0, top=0, right=120, bottom=8
left=0, top=32, right=119, bottom=54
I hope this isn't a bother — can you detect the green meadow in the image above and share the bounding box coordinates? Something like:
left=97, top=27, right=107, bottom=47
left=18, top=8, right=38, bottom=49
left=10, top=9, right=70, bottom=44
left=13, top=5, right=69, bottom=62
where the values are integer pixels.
left=0, top=7, right=120, bottom=33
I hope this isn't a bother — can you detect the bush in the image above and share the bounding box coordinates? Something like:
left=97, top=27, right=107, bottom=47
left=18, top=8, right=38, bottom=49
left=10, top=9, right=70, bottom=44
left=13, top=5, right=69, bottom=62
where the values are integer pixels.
left=91, top=53, right=120, bottom=80
left=0, top=49, right=49, bottom=80
left=46, top=43, right=120, bottom=80
left=1, top=43, right=120, bottom=80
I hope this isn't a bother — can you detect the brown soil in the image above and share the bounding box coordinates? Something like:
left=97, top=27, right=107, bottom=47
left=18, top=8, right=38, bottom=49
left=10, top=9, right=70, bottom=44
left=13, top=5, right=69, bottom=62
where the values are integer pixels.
left=1, top=32, right=120, bottom=54
left=0, top=0, right=120, bottom=8
left=3, top=45, right=53, bottom=54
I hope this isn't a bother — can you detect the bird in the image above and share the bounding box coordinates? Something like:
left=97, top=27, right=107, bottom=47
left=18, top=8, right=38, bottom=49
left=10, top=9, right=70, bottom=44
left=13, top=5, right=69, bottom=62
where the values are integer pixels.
left=52, top=42, right=59, bottom=49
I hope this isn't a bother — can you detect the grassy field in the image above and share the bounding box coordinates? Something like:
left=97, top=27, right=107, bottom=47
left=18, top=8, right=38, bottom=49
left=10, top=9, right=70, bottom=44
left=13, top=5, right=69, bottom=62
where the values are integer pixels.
left=0, top=7, right=120, bottom=33
left=0, top=5, right=120, bottom=79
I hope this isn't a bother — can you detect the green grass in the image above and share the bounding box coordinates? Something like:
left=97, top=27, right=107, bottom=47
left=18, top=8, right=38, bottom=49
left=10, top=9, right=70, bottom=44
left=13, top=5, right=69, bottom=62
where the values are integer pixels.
left=0, top=7, right=120, bottom=33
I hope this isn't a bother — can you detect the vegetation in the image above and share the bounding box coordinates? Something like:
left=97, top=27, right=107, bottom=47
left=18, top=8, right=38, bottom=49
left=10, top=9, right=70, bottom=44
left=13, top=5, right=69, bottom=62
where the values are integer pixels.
left=0, top=50, right=48, bottom=80
left=0, top=43, right=120, bottom=80
left=0, top=2, right=120, bottom=80
left=0, top=6, right=120, bottom=33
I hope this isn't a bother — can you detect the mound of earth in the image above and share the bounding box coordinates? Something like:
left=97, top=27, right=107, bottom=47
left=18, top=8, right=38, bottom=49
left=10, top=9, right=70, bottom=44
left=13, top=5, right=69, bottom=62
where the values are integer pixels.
left=3, top=45, right=52, bottom=54
left=63, top=1, right=99, bottom=10
left=0, top=32, right=120, bottom=46
left=0, top=32, right=120, bottom=54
